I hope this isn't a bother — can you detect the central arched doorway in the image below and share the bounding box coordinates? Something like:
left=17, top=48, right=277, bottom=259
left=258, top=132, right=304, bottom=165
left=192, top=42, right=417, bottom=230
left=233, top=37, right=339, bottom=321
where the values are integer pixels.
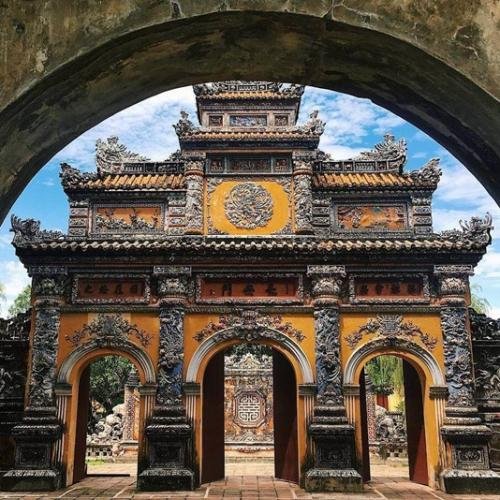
left=201, top=344, right=299, bottom=484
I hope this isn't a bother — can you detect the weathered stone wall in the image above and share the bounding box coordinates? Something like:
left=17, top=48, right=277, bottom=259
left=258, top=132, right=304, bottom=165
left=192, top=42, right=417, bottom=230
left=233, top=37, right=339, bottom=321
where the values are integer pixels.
left=0, top=1, right=499, bottom=221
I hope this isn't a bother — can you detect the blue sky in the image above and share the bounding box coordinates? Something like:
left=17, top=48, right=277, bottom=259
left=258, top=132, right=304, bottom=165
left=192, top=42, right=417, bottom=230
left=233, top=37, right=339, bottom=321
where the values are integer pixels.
left=1, top=85, right=498, bottom=316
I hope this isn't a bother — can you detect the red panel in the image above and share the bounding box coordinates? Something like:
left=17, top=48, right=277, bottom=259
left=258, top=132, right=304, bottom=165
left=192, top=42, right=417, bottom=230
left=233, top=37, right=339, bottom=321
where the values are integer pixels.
left=73, top=366, right=90, bottom=482
left=403, top=360, right=429, bottom=485
left=359, top=369, right=371, bottom=482
left=273, top=350, right=299, bottom=483
left=201, top=350, right=225, bottom=484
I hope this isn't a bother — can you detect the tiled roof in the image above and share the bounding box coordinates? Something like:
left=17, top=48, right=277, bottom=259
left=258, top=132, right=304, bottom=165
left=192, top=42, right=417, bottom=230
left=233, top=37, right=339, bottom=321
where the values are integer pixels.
left=313, top=172, right=430, bottom=189
left=197, top=91, right=298, bottom=100
left=178, top=129, right=319, bottom=140
left=78, top=174, right=185, bottom=190
left=14, top=235, right=488, bottom=255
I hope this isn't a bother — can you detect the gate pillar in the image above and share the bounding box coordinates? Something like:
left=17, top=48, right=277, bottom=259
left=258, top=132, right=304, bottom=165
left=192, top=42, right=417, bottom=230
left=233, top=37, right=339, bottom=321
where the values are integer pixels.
left=304, top=266, right=362, bottom=492
left=435, top=265, right=500, bottom=493
left=138, top=266, right=195, bottom=491
left=2, top=267, right=67, bottom=491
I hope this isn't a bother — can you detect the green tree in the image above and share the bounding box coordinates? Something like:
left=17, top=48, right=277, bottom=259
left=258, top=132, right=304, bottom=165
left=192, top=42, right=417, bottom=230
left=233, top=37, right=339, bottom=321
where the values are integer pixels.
left=470, top=283, right=490, bottom=314
left=89, top=356, right=133, bottom=413
left=8, top=285, right=31, bottom=317
left=365, top=355, right=403, bottom=395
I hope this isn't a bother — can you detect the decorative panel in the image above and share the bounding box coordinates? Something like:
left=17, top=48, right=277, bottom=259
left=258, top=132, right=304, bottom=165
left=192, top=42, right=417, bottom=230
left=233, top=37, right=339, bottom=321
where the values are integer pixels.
left=348, top=274, right=430, bottom=304
left=72, top=274, right=150, bottom=304
left=208, top=115, right=223, bottom=127
left=334, top=204, right=407, bottom=231
left=229, top=115, right=267, bottom=127
left=207, top=178, right=291, bottom=235
left=197, top=274, right=302, bottom=303
left=207, top=155, right=291, bottom=174
left=274, top=114, right=289, bottom=126
left=91, top=204, right=164, bottom=234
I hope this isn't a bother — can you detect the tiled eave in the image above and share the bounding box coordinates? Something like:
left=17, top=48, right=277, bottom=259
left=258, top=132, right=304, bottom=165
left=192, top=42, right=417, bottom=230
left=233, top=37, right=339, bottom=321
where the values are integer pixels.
left=13, top=235, right=489, bottom=257
left=312, top=173, right=437, bottom=190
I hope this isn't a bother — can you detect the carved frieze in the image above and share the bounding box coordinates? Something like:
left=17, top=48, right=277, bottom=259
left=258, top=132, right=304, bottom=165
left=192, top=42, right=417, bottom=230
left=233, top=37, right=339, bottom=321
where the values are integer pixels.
left=224, top=182, right=274, bottom=229
left=441, top=307, right=475, bottom=407
left=11, top=215, right=63, bottom=245
left=33, top=276, right=67, bottom=298
left=345, top=314, right=437, bottom=351
left=65, top=314, right=151, bottom=348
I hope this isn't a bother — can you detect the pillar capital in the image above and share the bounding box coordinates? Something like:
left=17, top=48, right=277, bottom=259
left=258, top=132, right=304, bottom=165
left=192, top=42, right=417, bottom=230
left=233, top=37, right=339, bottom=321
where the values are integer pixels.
left=307, top=265, right=346, bottom=304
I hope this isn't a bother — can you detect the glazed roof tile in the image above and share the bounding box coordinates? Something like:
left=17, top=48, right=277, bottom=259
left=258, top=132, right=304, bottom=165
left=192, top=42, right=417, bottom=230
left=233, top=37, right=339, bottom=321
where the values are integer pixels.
left=81, top=173, right=185, bottom=190
left=313, top=172, right=417, bottom=189
left=14, top=235, right=488, bottom=255
left=178, top=128, right=320, bottom=140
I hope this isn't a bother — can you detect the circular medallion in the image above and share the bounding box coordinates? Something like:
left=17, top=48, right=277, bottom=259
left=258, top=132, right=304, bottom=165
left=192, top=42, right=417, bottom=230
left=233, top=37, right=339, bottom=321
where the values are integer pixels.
left=224, top=182, right=274, bottom=229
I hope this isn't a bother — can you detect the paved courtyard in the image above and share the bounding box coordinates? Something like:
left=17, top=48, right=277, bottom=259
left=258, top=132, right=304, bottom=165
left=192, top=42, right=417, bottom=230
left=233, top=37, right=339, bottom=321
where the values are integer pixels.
left=1, top=472, right=500, bottom=500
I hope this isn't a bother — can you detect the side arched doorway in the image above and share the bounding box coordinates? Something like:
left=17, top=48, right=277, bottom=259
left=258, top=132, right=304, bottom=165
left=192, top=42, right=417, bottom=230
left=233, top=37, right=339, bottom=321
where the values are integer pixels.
left=56, top=344, right=157, bottom=487
left=343, top=339, right=447, bottom=490
left=201, top=346, right=299, bottom=484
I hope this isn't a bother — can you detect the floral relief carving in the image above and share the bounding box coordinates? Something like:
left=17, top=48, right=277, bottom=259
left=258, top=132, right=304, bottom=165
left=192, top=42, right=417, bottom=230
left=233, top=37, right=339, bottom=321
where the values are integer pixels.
left=65, top=313, right=151, bottom=348
left=193, top=310, right=305, bottom=343
left=345, top=314, right=437, bottom=351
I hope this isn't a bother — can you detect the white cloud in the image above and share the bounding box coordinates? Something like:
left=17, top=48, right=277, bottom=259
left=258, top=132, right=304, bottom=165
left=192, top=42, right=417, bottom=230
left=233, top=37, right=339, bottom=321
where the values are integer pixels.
left=0, top=233, right=12, bottom=248
left=0, top=260, right=30, bottom=317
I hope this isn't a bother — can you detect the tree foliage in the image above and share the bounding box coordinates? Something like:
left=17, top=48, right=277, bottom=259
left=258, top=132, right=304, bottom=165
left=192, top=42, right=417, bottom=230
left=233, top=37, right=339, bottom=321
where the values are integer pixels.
left=470, top=283, right=490, bottom=315
left=365, top=355, right=403, bottom=395
left=89, top=356, right=133, bottom=414
left=8, top=285, right=31, bottom=317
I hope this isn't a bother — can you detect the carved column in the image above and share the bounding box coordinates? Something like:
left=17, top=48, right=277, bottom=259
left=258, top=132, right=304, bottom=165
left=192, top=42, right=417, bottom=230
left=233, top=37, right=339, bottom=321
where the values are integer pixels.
left=304, top=265, right=362, bottom=492
left=2, top=267, right=67, bottom=491
left=435, top=265, right=500, bottom=493
left=184, top=160, right=204, bottom=235
left=293, top=159, right=313, bottom=234
left=138, top=266, right=195, bottom=491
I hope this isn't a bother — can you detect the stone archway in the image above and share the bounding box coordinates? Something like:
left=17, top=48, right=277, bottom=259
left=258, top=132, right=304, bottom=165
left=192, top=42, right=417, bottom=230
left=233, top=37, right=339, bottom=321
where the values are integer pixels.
left=0, top=4, right=499, bottom=220
left=55, top=343, right=157, bottom=487
left=343, top=338, right=446, bottom=489
left=185, top=325, right=314, bottom=485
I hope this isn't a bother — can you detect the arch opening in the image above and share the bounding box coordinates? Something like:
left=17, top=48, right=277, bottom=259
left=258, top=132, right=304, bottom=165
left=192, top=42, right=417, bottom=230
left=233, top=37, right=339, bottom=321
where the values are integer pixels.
left=200, top=342, right=299, bottom=485
left=1, top=9, right=499, bottom=221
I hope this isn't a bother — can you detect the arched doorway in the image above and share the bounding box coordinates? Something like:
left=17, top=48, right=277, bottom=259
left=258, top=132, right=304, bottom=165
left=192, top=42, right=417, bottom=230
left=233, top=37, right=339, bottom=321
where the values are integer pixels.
left=343, top=339, right=447, bottom=490
left=72, top=355, right=141, bottom=483
left=56, top=344, right=157, bottom=487
left=358, top=356, right=428, bottom=485
left=201, top=344, right=299, bottom=484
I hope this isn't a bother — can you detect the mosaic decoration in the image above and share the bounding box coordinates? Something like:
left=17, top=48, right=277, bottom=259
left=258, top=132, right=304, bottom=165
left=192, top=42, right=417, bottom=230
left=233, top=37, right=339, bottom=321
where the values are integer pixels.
left=345, top=314, right=437, bottom=350
left=336, top=205, right=406, bottom=231
left=93, top=206, right=162, bottom=233
left=224, top=182, right=274, bottom=229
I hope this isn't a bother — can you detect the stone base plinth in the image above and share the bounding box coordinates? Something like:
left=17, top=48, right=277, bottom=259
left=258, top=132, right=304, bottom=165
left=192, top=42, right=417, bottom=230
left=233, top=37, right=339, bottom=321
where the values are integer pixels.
left=1, top=469, right=62, bottom=491
left=441, top=469, right=500, bottom=494
left=305, top=468, right=362, bottom=492
left=137, top=467, right=194, bottom=491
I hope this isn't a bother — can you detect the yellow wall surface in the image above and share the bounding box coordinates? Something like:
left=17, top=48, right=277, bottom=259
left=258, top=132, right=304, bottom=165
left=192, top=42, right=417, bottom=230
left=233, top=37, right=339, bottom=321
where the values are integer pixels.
left=206, top=179, right=291, bottom=235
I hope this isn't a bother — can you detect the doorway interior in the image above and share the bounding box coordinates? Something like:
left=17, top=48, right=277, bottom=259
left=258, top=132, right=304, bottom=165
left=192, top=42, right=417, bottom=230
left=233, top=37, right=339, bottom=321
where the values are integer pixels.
left=201, top=343, right=299, bottom=484
left=359, top=355, right=428, bottom=485
left=73, top=355, right=140, bottom=481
